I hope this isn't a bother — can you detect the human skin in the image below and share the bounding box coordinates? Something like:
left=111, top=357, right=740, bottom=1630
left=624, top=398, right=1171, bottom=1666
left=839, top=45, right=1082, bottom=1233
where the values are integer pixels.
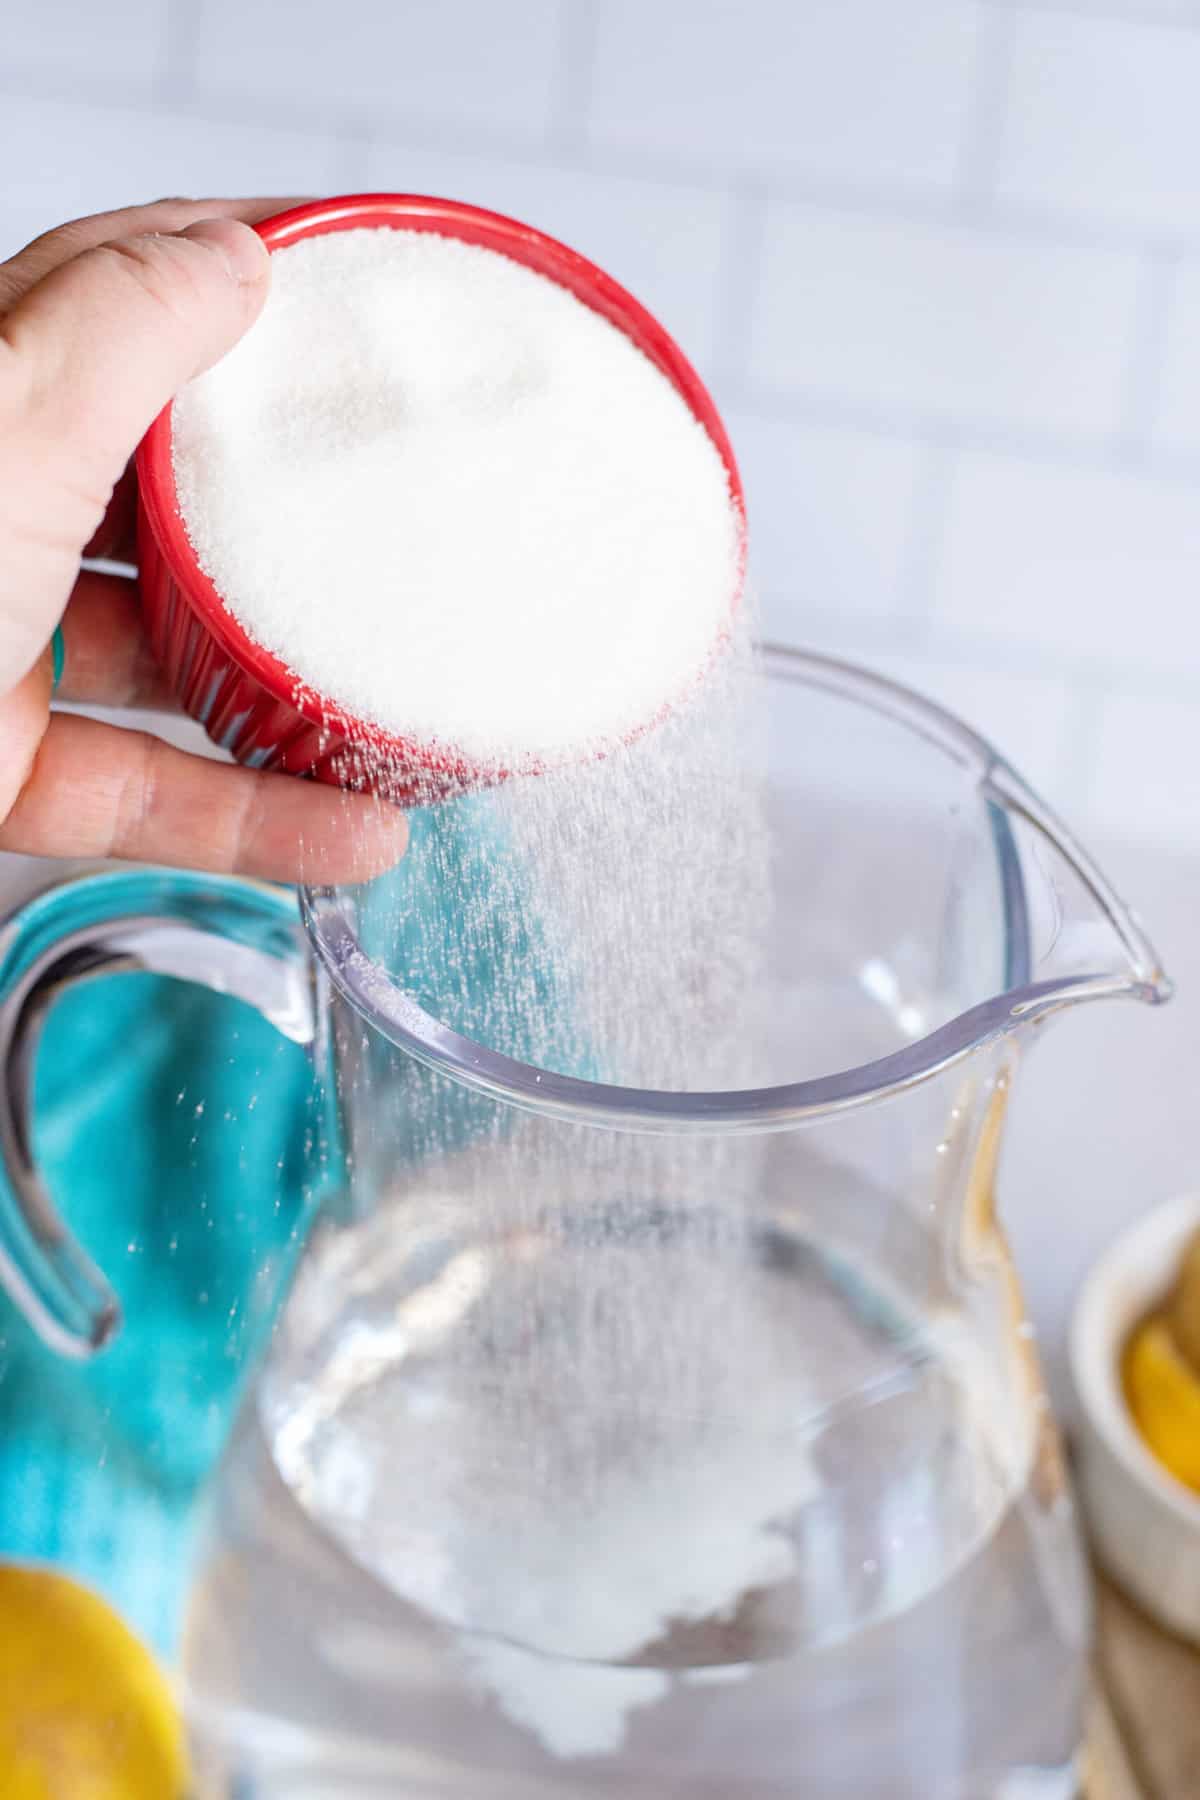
left=0, top=198, right=408, bottom=883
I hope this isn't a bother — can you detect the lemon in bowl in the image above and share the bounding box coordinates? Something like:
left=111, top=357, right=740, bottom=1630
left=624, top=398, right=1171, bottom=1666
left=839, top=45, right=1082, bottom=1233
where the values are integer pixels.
left=1072, top=1192, right=1200, bottom=1643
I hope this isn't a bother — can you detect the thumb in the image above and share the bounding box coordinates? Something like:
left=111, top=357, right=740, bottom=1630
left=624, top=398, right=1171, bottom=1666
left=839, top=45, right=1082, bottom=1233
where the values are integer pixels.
left=8, top=217, right=269, bottom=475
left=0, top=218, right=269, bottom=687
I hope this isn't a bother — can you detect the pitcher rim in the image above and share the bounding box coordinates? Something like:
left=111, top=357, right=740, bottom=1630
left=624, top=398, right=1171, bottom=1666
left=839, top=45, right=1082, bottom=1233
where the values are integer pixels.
left=303, top=645, right=1169, bottom=1134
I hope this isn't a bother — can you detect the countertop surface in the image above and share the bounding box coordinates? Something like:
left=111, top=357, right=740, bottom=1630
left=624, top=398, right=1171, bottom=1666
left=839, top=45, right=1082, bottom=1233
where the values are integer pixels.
left=1089, top=1572, right=1200, bottom=1800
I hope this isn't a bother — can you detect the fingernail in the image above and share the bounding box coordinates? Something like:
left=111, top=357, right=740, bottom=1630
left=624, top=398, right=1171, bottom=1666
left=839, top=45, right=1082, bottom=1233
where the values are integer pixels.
left=178, top=217, right=270, bottom=286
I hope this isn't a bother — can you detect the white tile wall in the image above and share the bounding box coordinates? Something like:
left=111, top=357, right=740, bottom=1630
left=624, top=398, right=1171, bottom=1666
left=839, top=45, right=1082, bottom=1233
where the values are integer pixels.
left=749, top=202, right=1142, bottom=441
left=0, top=97, right=348, bottom=260
left=726, top=411, right=926, bottom=634
left=1150, top=258, right=1200, bottom=456
left=1086, top=689, right=1200, bottom=849
left=0, top=0, right=167, bottom=87
left=861, top=648, right=1080, bottom=800
left=994, top=10, right=1200, bottom=239
left=994, top=1, right=1200, bottom=22
left=587, top=0, right=982, bottom=195
left=192, top=0, right=567, bottom=140
left=363, top=139, right=727, bottom=369
left=932, top=450, right=1200, bottom=678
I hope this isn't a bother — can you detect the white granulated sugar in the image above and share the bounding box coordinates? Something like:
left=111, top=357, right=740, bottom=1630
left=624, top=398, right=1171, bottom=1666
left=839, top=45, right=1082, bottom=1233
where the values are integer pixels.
left=258, top=625, right=779, bottom=1762
left=172, top=227, right=741, bottom=767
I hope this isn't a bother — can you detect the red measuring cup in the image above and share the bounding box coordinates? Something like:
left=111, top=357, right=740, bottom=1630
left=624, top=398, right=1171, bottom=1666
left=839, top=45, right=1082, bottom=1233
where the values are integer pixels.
left=135, top=193, right=745, bottom=804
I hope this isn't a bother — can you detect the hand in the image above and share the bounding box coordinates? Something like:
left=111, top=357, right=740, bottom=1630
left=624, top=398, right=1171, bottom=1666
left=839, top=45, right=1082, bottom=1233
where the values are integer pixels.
left=0, top=199, right=408, bottom=883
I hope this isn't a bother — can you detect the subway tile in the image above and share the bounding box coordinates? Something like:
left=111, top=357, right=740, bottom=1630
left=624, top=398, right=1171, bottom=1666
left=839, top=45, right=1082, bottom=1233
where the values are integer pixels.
left=722, top=412, right=925, bottom=638
left=364, top=139, right=726, bottom=369
left=0, top=97, right=346, bottom=260
left=749, top=203, right=1141, bottom=442
left=991, top=2, right=1200, bottom=23
left=932, top=449, right=1200, bottom=676
left=995, top=10, right=1200, bottom=239
left=1085, top=690, right=1200, bottom=854
left=587, top=0, right=980, bottom=194
left=193, top=0, right=564, bottom=140
left=1149, top=259, right=1200, bottom=456
left=848, top=649, right=1077, bottom=803
left=0, top=0, right=168, bottom=87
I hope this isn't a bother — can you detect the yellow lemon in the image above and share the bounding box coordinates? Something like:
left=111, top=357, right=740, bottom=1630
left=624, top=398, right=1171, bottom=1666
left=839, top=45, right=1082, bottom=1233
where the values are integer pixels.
left=0, top=1564, right=186, bottom=1799
left=1167, top=1226, right=1200, bottom=1378
left=1122, top=1315, right=1200, bottom=1494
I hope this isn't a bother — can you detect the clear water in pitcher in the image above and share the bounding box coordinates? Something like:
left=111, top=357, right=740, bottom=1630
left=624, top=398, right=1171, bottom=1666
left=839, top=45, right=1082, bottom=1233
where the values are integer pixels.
left=182, top=1173, right=1087, bottom=1799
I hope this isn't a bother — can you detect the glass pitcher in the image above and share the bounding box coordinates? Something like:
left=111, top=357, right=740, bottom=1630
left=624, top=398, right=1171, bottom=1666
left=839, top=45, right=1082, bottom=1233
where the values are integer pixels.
left=0, top=646, right=1168, bottom=1799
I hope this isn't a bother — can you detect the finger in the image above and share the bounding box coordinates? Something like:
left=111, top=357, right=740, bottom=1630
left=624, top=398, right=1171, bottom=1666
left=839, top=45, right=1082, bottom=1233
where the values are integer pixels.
left=24, top=202, right=310, bottom=565
left=56, top=569, right=175, bottom=709
left=7, top=215, right=270, bottom=466
left=0, top=659, right=53, bottom=823
left=0, top=713, right=409, bottom=883
left=0, top=197, right=306, bottom=310
left=83, top=459, right=138, bottom=563
left=0, top=216, right=271, bottom=689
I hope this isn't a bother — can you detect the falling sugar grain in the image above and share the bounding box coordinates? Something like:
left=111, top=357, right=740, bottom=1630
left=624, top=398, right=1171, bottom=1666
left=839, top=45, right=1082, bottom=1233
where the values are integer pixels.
left=172, top=219, right=792, bottom=1764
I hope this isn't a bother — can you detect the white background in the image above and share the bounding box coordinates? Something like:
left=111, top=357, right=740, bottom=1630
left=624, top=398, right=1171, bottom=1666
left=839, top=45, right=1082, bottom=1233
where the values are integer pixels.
left=1, top=0, right=1198, bottom=1407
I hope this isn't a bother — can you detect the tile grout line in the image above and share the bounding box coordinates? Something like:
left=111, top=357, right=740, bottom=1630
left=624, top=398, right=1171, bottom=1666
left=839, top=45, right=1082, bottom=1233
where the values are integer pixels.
left=334, top=123, right=374, bottom=194
left=7, top=64, right=1200, bottom=261
left=928, top=642, right=1200, bottom=711
left=954, top=0, right=1018, bottom=217
left=708, top=180, right=768, bottom=404
left=725, top=382, right=1148, bottom=482
left=0, top=64, right=378, bottom=160
left=548, top=0, right=599, bottom=154
left=6, top=55, right=1195, bottom=504
left=158, top=0, right=201, bottom=104
left=764, top=614, right=1200, bottom=724
left=979, top=0, right=1200, bottom=33
left=724, top=373, right=1200, bottom=495
left=894, top=442, right=955, bottom=645
left=1113, top=249, right=1180, bottom=465
left=1061, top=685, right=1108, bottom=845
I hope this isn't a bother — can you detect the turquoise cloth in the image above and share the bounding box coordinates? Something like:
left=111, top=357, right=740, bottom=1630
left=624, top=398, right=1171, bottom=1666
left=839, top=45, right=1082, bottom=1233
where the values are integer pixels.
left=0, top=972, right=326, bottom=1652
left=0, top=797, right=585, bottom=1656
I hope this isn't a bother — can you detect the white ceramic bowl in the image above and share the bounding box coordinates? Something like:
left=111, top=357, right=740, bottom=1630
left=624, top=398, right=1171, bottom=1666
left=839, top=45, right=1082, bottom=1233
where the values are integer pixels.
left=1070, top=1191, right=1200, bottom=1641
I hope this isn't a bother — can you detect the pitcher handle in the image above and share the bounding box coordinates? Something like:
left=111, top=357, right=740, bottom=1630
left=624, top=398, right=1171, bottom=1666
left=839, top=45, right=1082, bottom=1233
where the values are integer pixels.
left=0, top=869, right=317, bottom=1360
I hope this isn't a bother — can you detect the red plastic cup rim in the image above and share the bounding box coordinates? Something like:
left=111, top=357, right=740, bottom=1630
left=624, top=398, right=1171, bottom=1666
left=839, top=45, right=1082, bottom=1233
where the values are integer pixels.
left=135, top=193, right=747, bottom=790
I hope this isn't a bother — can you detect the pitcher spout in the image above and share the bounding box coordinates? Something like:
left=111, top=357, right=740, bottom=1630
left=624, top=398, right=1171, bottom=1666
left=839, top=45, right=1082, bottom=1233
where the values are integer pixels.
left=985, top=761, right=1171, bottom=1014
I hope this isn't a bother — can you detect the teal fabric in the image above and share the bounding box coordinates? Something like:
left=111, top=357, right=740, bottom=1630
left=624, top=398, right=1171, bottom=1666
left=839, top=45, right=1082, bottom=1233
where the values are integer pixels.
left=0, top=800, right=586, bottom=1658
left=0, top=973, right=327, bottom=1653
